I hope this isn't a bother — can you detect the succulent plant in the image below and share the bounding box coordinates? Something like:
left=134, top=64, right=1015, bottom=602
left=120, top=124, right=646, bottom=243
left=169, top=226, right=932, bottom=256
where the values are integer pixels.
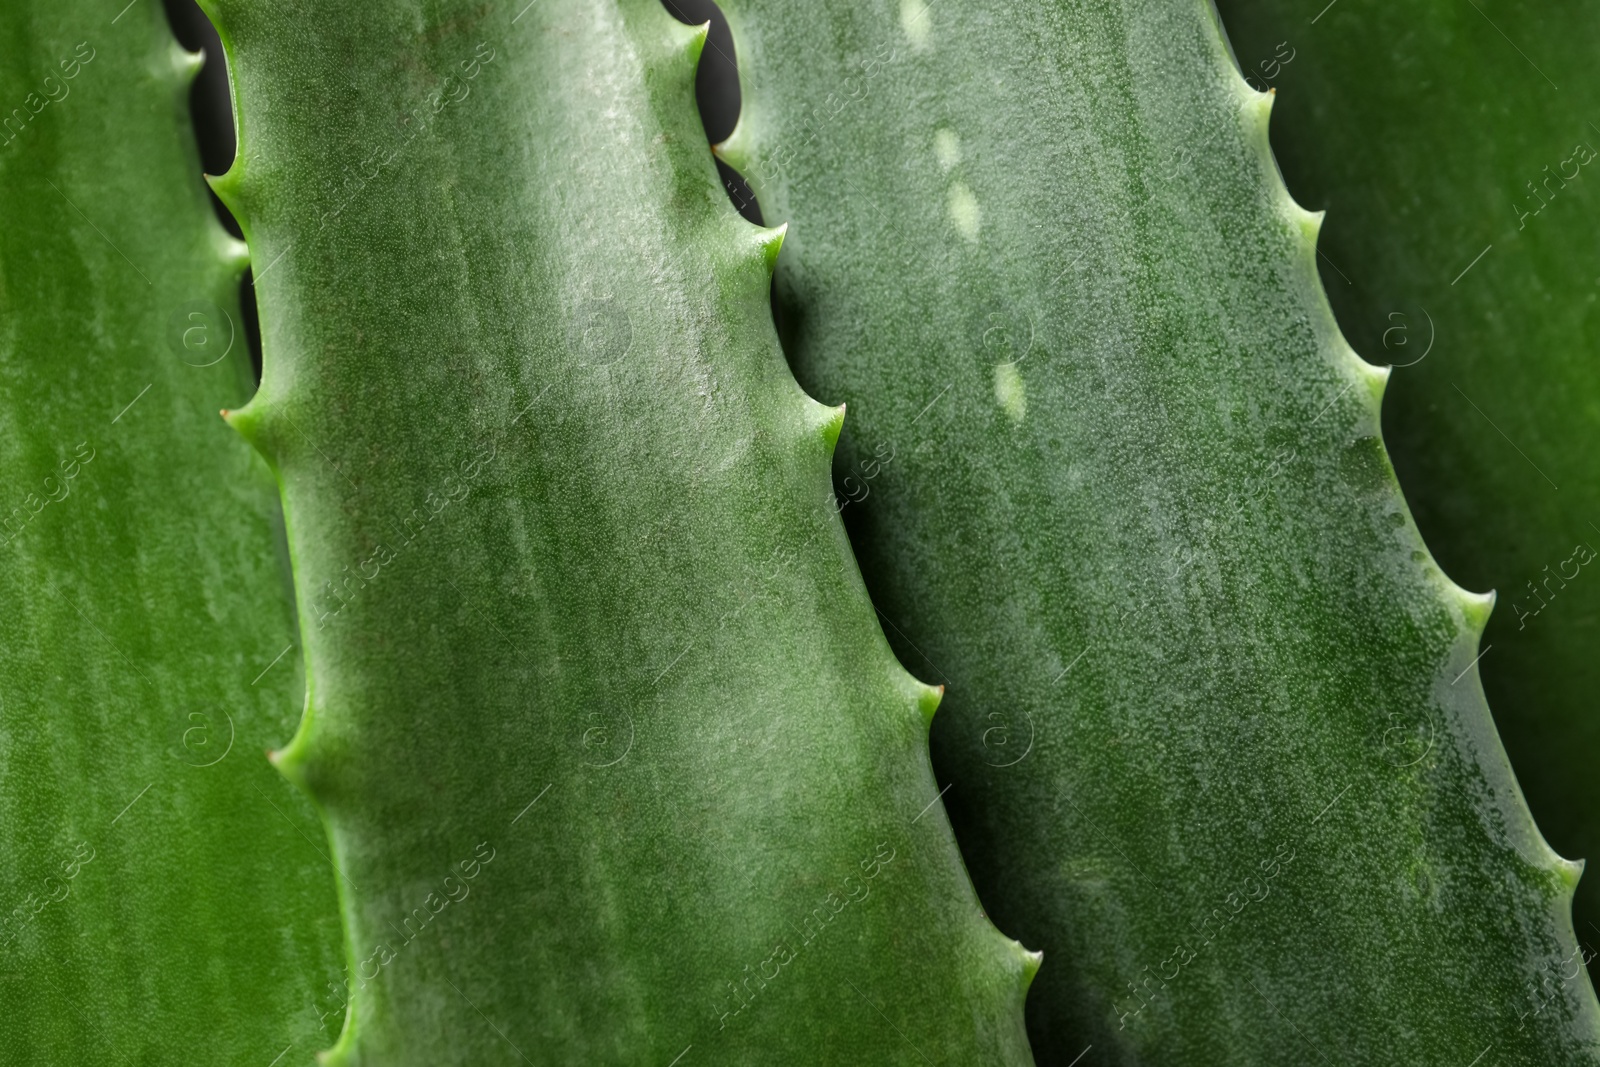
left=1218, top=0, right=1600, bottom=982
left=196, top=0, right=1034, bottom=1062
left=715, top=0, right=1600, bottom=1062
left=6, top=0, right=1597, bottom=1064
left=0, top=1, right=339, bottom=1061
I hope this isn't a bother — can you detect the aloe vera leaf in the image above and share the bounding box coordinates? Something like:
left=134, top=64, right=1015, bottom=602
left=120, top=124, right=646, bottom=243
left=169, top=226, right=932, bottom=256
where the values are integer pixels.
left=0, top=2, right=340, bottom=1063
left=1214, top=0, right=1600, bottom=974
left=715, top=0, right=1600, bottom=1061
left=197, top=0, right=1037, bottom=1061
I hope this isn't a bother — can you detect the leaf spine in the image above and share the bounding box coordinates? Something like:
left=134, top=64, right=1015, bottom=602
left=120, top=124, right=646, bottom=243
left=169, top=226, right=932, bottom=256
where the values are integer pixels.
left=1459, top=587, right=1495, bottom=638
left=218, top=234, right=250, bottom=277
left=205, top=167, right=249, bottom=225
left=813, top=399, right=845, bottom=456
left=173, top=45, right=204, bottom=86
left=714, top=114, right=756, bottom=177
left=756, top=221, right=787, bottom=274
left=917, top=682, right=943, bottom=729
left=1019, top=943, right=1044, bottom=993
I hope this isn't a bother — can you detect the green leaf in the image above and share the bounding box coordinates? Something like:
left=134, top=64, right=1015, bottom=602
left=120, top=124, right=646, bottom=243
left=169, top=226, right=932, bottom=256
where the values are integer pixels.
left=1214, top=0, right=1600, bottom=980
left=718, top=0, right=1600, bottom=1061
left=199, top=0, right=1035, bottom=1061
left=0, top=3, right=341, bottom=1063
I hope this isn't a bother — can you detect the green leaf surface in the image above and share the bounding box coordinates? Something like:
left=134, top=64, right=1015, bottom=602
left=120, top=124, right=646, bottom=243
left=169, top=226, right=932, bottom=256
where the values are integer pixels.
left=0, top=2, right=341, bottom=1063
left=1214, top=0, right=1600, bottom=977
left=716, top=0, right=1600, bottom=1061
left=200, top=0, right=1035, bottom=1061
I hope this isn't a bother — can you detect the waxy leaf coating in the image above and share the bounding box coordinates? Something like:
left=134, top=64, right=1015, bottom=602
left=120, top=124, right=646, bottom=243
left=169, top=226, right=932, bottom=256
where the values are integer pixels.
left=716, top=0, right=1600, bottom=1061
left=201, top=0, right=1037, bottom=1061
left=1217, top=0, right=1600, bottom=982
left=0, top=1, right=340, bottom=1062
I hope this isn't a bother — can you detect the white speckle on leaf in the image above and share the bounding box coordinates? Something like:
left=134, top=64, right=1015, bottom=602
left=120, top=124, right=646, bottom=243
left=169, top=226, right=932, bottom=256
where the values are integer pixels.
left=935, top=128, right=961, bottom=171
left=948, top=183, right=980, bottom=241
left=899, top=0, right=932, bottom=51
left=994, top=363, right=1026, bottom=423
